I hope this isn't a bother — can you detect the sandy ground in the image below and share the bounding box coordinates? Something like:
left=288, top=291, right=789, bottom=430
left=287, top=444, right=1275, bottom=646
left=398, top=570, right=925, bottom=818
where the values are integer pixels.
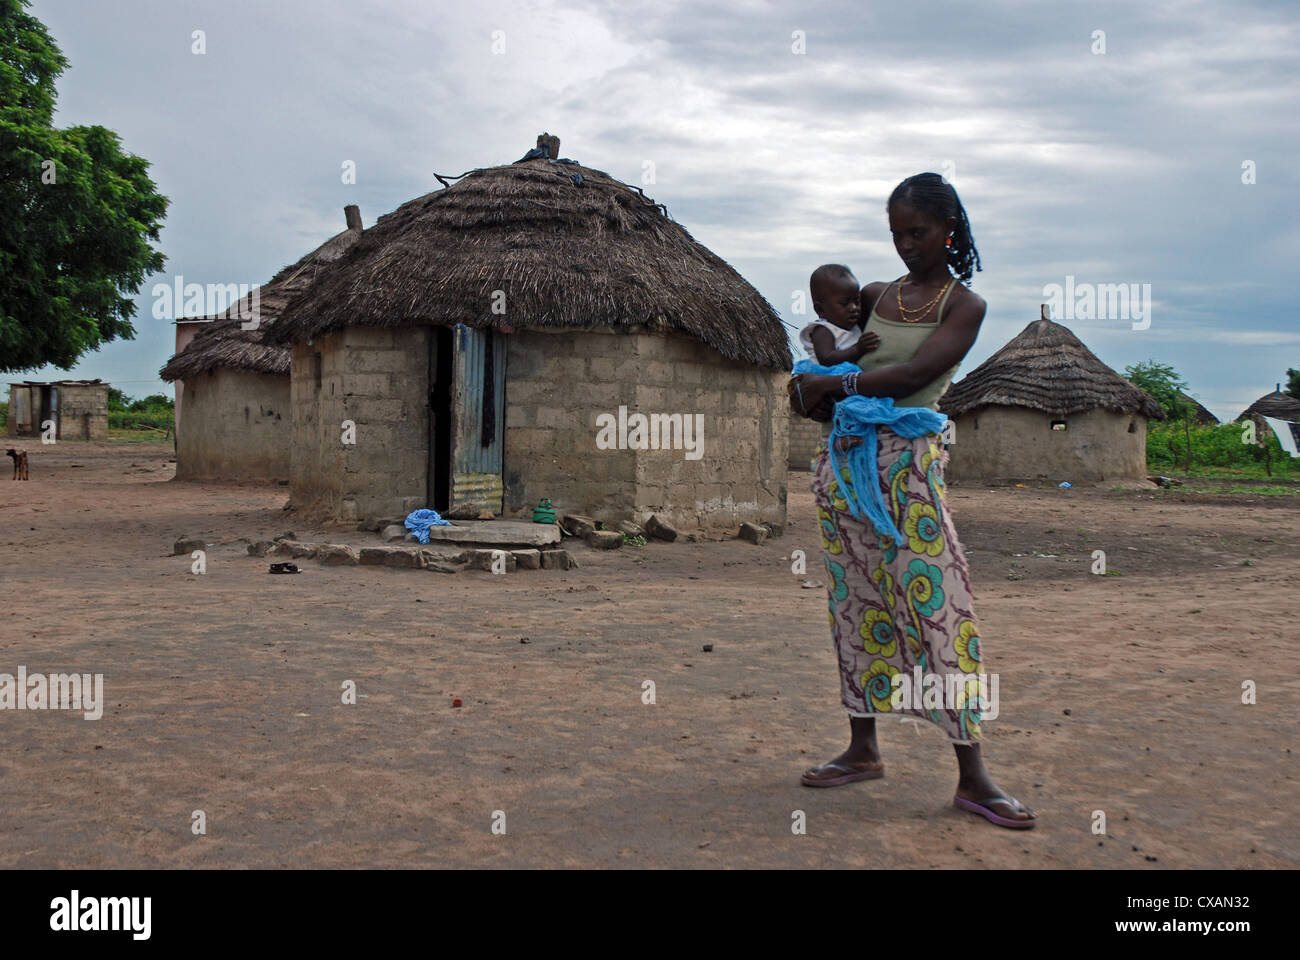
left=1, top=440, right=1296, bottom=869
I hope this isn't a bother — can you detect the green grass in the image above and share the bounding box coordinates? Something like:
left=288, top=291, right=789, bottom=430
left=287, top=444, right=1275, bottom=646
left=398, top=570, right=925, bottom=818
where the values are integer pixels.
left=108, top=428, right=172, bottom=443
left=1179, top=483, right=1300, bottom=497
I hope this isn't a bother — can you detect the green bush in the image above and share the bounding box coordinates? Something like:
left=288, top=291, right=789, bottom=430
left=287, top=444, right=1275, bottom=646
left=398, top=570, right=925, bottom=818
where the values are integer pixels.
left=1147, top=421, right=1295, bottom=475
left=109, top=410, right=172, bottom=431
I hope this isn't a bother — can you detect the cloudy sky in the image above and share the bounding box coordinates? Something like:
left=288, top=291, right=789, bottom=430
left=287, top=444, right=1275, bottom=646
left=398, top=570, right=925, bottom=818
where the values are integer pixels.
left=23, top=0, right=1299, bottom=420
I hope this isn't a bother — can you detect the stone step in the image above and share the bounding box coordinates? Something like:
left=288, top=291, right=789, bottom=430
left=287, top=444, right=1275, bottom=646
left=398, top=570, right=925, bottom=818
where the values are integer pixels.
left=419, top=520, right=561, bottom=548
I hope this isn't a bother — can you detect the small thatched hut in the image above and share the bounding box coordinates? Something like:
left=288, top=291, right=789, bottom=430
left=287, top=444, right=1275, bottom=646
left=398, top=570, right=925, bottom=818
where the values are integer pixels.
left=1178, top=392, right=1219, bottom=425
left=938, top=307, right=1165, bottom=482
left=161, top=207, right=363, bottom=481
left=1236, top=386, right=1300, bottom=450
left=271, top=134, right=790, bottom=529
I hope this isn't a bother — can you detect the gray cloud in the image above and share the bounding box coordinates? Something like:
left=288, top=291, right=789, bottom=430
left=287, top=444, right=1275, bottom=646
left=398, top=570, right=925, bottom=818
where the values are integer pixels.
left=24, top=0, right=1298, bottom=420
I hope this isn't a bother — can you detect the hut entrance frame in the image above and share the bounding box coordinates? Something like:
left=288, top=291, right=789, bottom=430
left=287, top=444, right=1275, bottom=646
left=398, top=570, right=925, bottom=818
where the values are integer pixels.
left=427, top=324, right=507, bottom=514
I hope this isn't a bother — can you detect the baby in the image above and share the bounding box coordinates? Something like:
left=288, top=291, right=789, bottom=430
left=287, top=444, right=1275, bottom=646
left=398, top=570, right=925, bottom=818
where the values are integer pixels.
left=798, top=264, right=880, bottom=365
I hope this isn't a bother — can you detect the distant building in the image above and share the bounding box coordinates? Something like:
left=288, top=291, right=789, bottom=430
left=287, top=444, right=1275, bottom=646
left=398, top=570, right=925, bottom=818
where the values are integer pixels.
left=1236, top=385, right=1300, bottom=450
left=6, top=380, right=109, bottom=441
left=160, top=207, right=364, bottom=481
left=939, top=308, right=1165, bottom=482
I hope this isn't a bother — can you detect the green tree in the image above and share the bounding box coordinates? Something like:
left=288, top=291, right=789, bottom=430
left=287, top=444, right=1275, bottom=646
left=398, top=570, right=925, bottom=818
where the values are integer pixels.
left=1286, top=368, right=1299, bottom=400
left=128, top=393, right=171, bottom=412
left=0, top=0, right=168, bottom=373
left=1125, top=360, right=1196, bottom=472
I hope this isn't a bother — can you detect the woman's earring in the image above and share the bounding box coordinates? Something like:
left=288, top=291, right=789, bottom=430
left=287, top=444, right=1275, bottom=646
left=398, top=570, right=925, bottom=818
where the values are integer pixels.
left=945, top=235, right=953, bottom=247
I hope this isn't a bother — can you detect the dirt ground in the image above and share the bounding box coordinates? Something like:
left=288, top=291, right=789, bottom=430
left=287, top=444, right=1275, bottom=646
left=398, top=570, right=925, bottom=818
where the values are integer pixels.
left=1, top=440, right=1296, bottom=869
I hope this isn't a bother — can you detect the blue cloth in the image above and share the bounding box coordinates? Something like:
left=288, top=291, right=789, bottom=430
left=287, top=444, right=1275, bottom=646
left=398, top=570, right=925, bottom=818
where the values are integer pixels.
left=405, top=508, right=452, bottom=544
left=792, top=359, right=947, bottom=545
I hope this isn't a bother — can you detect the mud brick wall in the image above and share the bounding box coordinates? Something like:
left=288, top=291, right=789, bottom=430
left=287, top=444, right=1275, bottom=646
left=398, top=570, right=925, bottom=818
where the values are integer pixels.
left=291, top=327, right=431, bottom=521
left=503, top=328, right=788, bottom=531
left=176, top=369, right=289, bottom=480
left=56, top=384, right=108, bottom=441
left=787, top=412, right=824, bottom=472
left=944, top=406, right=1150, bottom=481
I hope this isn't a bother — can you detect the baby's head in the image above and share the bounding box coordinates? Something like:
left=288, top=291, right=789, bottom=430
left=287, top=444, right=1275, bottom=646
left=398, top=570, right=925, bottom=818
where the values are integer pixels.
left=810, top=264, right=860, bottom=330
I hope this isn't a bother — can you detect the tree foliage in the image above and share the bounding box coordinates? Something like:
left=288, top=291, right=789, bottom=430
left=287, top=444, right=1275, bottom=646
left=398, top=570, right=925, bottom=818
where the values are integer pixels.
left=1123, top=359, right=1193, bottom=420
left=0, top=0, right=168, bottom=373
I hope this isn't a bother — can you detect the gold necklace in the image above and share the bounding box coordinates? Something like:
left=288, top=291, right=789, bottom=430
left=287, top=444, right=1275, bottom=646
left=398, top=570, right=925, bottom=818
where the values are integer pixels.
left=896, top=275, right=952, bottom=323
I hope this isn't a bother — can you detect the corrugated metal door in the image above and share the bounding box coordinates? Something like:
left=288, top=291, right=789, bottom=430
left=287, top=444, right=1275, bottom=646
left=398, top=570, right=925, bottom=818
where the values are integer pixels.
left=11, top=387, right=32, bottom=435
left=450, top=325, right=506, bottom=513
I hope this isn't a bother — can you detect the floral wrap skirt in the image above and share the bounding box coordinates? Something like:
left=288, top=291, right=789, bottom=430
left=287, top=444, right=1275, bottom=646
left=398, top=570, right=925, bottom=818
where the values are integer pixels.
left=810, top=428, right=990, bottom=743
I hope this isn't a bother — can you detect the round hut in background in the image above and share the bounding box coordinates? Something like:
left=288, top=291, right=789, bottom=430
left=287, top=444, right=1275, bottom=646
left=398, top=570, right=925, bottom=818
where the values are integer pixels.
left=1236, top=385, right=1300, bottom=452
left=271, top=134, right=791, bottom=530
left=160, top=206, right=364, bottom=481
left=938, top=306, right=1165, bottom=482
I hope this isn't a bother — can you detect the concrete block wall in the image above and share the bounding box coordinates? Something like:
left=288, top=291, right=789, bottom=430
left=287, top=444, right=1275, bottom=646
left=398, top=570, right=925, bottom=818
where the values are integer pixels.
left=502, top=328, right=788, bottom=531
left=55, top=385, right=108, bottom=441
left=502, top=328, right=639, bottom=519
left=176, top=369, right=289, bottom=480
left=291, top=327, right=431, bottom=520
left=632, top=332, right=787, bottom=530
left=787, top=412, right=825, bottom=472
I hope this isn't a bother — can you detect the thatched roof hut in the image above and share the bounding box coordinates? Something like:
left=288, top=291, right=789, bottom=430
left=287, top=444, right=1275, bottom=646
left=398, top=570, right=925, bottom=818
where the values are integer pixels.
left=269, top=143, right=789, bottom=368
left=160, top=206, right=364, bottom=382
left=1178, top=392, right=1219, bottom=425
left=160, top=207, right=364, bottom=481
left=1237, top=387, right=1300, bottom=422
left=274, top=134, right=790, bottom=529
left=939, top=308, right=1164, bottom=482
left=940, top=311, right=1165, bottom=421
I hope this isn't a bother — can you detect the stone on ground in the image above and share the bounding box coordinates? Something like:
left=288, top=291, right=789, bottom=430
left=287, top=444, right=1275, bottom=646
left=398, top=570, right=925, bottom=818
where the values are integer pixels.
left=173, top=537, right=205, bottom=555
left=560, top=514, right=597, bottom=538
left=317, top=544, right=359, bottom=566
left=511, top=548, right=541, bottom=569
left=540, top=549, right=578, bottom=570
left=738, top=522, right=768, bottom=545
left=645, top=514, right=678, bottom=542
left=585, top=529, right=623, bottom=550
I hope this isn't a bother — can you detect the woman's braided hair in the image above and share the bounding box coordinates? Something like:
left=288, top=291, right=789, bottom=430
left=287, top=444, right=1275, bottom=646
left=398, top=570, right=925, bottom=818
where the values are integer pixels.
left=888, top=173, right=982, bottom=285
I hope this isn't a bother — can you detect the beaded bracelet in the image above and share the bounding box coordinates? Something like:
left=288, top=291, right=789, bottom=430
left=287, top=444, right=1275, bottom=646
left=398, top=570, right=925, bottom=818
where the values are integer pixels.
left=841, top=371, right=859, bottom=397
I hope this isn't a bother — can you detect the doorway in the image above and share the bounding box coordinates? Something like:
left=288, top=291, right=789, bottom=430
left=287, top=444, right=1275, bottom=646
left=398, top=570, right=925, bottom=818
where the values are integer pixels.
left=428, top=327, right=454, bottom=512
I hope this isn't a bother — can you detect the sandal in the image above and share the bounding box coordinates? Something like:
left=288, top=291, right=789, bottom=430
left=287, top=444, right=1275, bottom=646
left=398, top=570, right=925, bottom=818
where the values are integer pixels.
left=953, top=794, right=1037, bottom=829
left=800, top=759, right=885, bottom=788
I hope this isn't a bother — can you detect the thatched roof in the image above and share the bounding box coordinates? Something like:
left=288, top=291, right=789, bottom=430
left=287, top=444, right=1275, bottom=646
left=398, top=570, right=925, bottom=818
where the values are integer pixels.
left=939, top=313, right=1166, bottom=419
left=1178, top=392, right=1219, bottom=425
left=160, top=208, right=364, bottom=382
left=268, top=135, right=790, bottom=370
left=1237, top=388, right=1300, bottom=422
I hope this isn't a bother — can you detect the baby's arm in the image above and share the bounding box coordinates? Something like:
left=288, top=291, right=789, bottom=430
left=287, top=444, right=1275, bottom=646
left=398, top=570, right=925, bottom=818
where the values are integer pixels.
left=810, top=326, right=877, bottom=366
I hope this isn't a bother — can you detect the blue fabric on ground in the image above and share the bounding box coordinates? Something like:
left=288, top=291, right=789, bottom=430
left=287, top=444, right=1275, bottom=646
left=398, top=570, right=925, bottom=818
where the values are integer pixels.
left=405, top=508, right=452, bottom=544
left=792, top=359, right=948, bottom=544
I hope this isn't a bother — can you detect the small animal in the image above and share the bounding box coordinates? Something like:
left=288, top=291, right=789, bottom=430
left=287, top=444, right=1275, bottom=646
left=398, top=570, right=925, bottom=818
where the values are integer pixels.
left=6, top=448, right=29, bottom=480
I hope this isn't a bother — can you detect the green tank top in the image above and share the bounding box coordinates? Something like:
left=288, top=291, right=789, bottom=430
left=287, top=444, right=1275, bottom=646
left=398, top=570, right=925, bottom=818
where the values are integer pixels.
left=819, top=277, right=960, bottom=438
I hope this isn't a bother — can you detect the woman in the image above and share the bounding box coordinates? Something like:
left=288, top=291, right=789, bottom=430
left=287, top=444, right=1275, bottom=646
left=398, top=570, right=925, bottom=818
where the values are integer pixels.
left=789, top=173, right=1036, bottom=829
